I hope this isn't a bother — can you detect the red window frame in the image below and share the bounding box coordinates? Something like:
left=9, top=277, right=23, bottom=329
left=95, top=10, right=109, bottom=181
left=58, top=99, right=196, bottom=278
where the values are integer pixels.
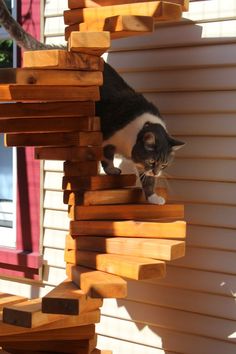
left=0, top=0, right=42, bottom=280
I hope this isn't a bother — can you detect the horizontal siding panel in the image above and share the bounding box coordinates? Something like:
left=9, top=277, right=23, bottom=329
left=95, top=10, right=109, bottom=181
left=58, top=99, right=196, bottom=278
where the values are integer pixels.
left=43, top=209, right=69, bottom=230
left=44, top=16, right=65, bottom=36
left=43, top=229, right=67, bottom=249
left=44, top=171, right=63, bottom=191
left=167, top=180, right=236, bottom=205
left=154, top=267, right=236, bottom=297
left=44, top=160, right=64, bottom=172
left=43, top=247, right=66, bottom=268
left=165, top=114, right=236, bottom=136
left=44, top=0, right=68, bottom=16
left=43, top=265, right=66, bottom=286
left=97, top=316, right=236, bottom=354
left=122, top=67, right=236, bottom=92
left=184, top=0, right=236, bottom=22
left=101, top=298, right=236, bottom=343
left=44, top=190, right=66, bottom=210
left=166, top=158, right=236, bottom=183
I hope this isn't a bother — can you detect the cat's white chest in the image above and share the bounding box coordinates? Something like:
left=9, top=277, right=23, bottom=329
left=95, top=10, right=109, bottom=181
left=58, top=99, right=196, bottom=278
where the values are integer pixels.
left=103, top=113, right=166, bottom=159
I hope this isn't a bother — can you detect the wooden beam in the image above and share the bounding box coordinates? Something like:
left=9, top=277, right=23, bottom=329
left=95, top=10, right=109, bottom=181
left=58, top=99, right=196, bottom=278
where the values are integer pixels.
left=0, top=68, right=103, bottom=86
left=5, top=131, right=103, bottom=147
left=69, top=204, right=184, bottom=220
left=70, top=220, right=186, bottom=239
left=67, top=265, right=127, bottom=298
left=64, top=1, right=182, bottom=26
left=66, top=251, right=166, bottom=280
left=23, top=49, right=104, bottom=71
left=66, top=235, right=186, bottom=261
left=64, top=161, right=99, bottom=177
left=0, top=101, right=95, bottom=118
left=63, top=174, right=136, bottom=191
left=35, top=146, right=103, bottom=161
left=42, top=279, right=102, bottom=315
left=0, top=116, right=100, bottom=134
left=68, top=31, right=111, bottom=56
left=0, top=294, right=27, bottom=311
left=0, top=324, right=95, bottom=342
left=68, top=0, right=189, bottom=11
left=0, top=85, right=100, bottom=102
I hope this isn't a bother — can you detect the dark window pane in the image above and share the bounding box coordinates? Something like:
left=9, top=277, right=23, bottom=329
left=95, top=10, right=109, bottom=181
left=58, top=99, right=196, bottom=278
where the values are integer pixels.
left=0, top=40, right=13, bottom=67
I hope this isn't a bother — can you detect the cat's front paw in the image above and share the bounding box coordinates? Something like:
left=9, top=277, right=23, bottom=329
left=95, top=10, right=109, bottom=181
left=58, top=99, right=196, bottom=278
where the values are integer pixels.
left=104, top=166, right=121, bottom=175
left=147, top=193, right=166, bottom=205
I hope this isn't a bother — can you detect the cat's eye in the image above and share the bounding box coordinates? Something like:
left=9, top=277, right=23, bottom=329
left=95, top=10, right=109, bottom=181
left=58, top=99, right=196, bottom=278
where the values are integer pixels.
left=149, top=159, right=155, bottom=164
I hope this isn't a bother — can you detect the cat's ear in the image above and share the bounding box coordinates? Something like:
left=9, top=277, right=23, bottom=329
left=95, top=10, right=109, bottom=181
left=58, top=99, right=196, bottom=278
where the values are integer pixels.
left=143, top=132, right=155, bottom=150
left=168, top=137, right=185, bottom=151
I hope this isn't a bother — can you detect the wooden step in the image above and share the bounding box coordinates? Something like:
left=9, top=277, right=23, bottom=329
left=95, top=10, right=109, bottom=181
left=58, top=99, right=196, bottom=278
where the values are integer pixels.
left=69, top=204, right=184, bottom=220
left=5, top=131, right=103, bottom=147
left=65, top=251, right=166, bottom=280
left=0, top=68, right=103, bottom=86
left=66, top=235, right=185, bottom=261
left=64, top=161, right=99, bottom=177
left=70, top=220, right=186, bottom=239
left=0, top=294, right=27, bottom=311
left=68, top=0, right=189, bottom=11
left=0, top=85, right=100, bottom=102
left=35, top=146, right=103, bottom=161
left=63, top=175, right=136, bottom=191
left=67, top=265, right=127, bottom=298
left=23, top=49, right=104, bottom=70
left=68, top=31, right=111, bottom=56
left=42, top=279, right=102, bottom=315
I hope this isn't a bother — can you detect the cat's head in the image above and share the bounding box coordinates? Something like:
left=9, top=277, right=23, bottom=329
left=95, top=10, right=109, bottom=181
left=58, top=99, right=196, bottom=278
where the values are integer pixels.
left=131, top=122, right=184, bottom=176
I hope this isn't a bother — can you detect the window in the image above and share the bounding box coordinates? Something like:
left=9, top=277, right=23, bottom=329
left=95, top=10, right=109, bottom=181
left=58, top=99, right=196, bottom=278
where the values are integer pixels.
left=0, top=0, right=42, bottom=280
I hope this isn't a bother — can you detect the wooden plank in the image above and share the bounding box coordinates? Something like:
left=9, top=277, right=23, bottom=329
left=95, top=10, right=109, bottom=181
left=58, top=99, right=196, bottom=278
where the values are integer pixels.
left=0, top=324, right=95, bottom=342
left=35, top=146, right=103, bottom=161
left=66, top=235, right=186, bottom=260
left=5, top=131, right=103, bottom=147
left=68, top=31, right=111, bottom=56
left=91, top=351, right=112, bottom=354
left=63, top=174, right=136, bottom=191
left=23, top=50, right=104, bottom=71
left=64, top=160, right=99, bottom=177
left=67, top=265, right=127, bottom=298
left=0, top=101, right=95, bottom=119
left=1, top=337, right=96, bottom=354
left=42, top=279, right=102, bottom=315
left=0, top=294, right=27, bottom=311
left=0, top=69, right=103, bottom=86
left=66, top=251, right=166, bottom=280
left=64, top=1, right=182, bottom=25
left=69, top=204, right=184, bottom=220
left=2, top=299, right=65, bottom=328
left=0, top=85, right=100, bottom=102
left=68, top=0, right=189, bottom=11
left=70, top=220, right=186, bottom=239
left=64, top=187, right=167, bottom=205
left=0, top=116, right=100, bottom=134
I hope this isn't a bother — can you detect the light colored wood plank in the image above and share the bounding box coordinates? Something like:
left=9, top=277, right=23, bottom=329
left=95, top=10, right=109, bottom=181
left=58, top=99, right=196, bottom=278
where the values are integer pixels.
left=64, top=187, right=167, bottom=205
left=66, top=251, right=166, bottom=280
left=67, top=265, right=127, bottom=298
left=91, top=350, right=112, bottom=354
left=0, top=85, right=100, bottom=102
left=0, top=68, right=103, bottom=86
left=23, top=49, right=104, bottom=71
left=70, top=220, right=186, bottom=239
left=64, top=1, right=182, bottom=26
left=0, top=101, right=95, bottom=118
left=0, top=116, right=100, bottom=134
left=67, top=236, right=186, bottom=260
left=42, top=279, right=102, bottom=315
left=63, top=174, right=136, bottom=191
left=64, top=160, right=99, bottom=177
left=35, top=146, right=103, bottom=161
left=0, top=324, right=96, bottom=342
left=69, top=204, right=184, bottom=220
left=0, top=294, right=27, bottom=311
left=68, top=0, right=189, bottom=11
left=2, top=299, right=65, bottom=328
left=5, top=131, right=103, bottom=148
left=2, top=337, right=96, bottom=354
left=68, top=31, right=111, bottom=56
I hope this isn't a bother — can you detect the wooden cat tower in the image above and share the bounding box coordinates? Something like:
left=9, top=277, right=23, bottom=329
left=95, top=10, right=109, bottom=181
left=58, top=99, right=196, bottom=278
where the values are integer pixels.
left=0, top=1, right=188, bottom=353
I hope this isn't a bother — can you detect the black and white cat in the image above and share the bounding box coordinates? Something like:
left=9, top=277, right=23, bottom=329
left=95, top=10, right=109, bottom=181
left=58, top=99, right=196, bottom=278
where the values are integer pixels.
left=0, top=0, right=184, bottom=204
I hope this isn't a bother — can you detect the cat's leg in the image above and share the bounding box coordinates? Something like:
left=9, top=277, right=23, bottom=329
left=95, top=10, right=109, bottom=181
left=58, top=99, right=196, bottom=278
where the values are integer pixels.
left=101, top=144, right=121, bottom=175
left=139, top=175, right=166, bottom=205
